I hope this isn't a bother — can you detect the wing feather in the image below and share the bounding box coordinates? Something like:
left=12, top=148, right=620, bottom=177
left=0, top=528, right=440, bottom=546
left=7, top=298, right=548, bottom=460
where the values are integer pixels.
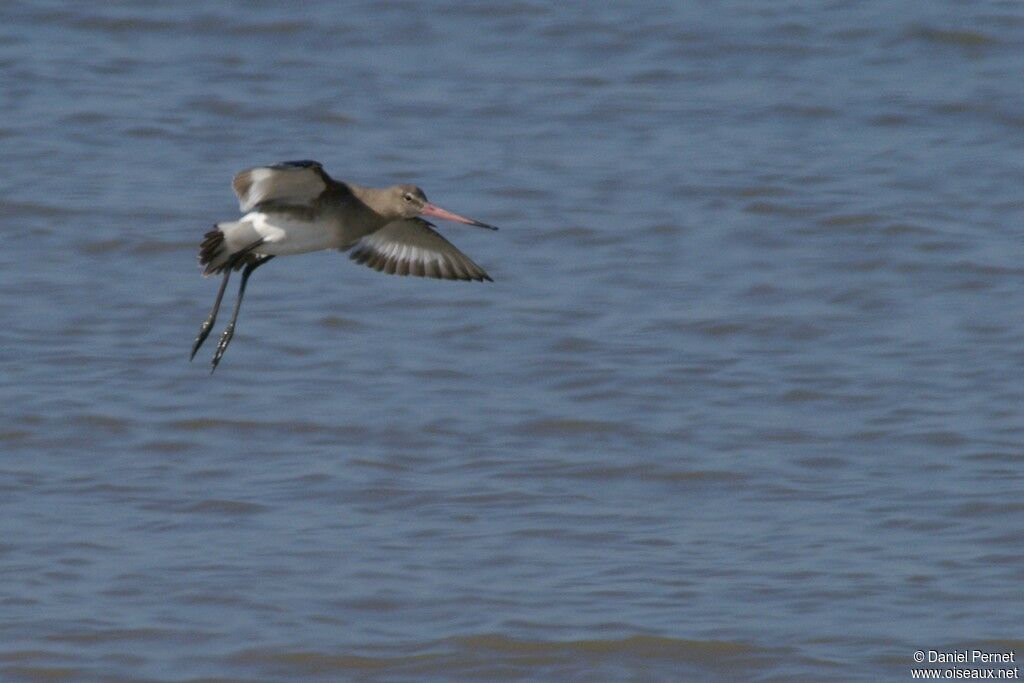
left=347, top=218, right=492, bottom=282
left=232, top=160, right=331, bottom=212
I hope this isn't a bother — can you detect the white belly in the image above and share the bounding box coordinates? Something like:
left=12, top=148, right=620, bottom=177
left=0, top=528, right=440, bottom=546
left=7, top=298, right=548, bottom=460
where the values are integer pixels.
left=244, top=211, right=341, bottom=256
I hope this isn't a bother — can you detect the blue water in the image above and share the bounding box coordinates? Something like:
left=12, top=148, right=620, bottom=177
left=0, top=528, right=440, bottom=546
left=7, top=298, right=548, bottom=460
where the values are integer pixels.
left=1, top=1, right=1023, bottom=681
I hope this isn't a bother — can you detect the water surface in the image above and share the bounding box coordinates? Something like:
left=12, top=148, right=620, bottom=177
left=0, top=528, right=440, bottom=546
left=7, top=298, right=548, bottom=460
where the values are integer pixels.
left=1, top=1, right=1023, bottom=681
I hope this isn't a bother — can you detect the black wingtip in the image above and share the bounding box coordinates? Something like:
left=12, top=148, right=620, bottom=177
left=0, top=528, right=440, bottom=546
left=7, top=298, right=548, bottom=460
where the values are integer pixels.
left=271, top=160, right=322, bottom=169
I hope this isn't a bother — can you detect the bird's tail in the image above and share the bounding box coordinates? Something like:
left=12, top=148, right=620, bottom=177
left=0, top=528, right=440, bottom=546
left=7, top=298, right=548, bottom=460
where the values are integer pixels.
left=198, top=221, right=262, bottom=276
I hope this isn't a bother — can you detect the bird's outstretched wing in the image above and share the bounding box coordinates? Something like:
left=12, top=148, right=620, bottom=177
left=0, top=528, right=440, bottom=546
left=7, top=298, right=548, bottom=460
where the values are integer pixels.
left=232, top=160, right=332, bottom=212
left=347, top=218, right=492, bottom=282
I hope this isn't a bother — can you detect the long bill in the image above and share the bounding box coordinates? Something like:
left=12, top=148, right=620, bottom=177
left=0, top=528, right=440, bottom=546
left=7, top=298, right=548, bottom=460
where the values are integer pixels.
left=420, top=202, right=498, bottom=230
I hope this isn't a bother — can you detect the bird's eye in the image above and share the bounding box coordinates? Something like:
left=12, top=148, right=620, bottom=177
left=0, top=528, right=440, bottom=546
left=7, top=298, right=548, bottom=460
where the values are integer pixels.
left=403, top=193, right=413, bottom=202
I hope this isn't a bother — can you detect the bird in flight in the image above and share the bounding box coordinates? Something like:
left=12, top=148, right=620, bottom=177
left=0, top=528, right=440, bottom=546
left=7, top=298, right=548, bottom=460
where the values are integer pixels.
left=191, top=160, right=497, bottom=372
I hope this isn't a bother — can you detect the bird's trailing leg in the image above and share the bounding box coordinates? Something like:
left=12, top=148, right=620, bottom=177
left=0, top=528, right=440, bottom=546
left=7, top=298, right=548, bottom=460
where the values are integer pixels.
left=191, top=238, right=264, bottom=362
left=190, top=269, right=231, bottom=361
left=210, top=255, right=275, bottom=373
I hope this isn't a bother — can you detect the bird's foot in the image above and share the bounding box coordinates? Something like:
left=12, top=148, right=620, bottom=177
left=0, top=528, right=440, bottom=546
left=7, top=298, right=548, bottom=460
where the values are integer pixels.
left=210, top=324, right=234, bottom=374
left=190, top=318, right=215, bottom=361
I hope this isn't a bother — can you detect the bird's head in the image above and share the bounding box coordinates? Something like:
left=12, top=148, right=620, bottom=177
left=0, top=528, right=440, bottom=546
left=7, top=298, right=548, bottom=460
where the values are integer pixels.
left=391, top=184, right=429, bottom=219
left=386, top=184, right=498, bottom=230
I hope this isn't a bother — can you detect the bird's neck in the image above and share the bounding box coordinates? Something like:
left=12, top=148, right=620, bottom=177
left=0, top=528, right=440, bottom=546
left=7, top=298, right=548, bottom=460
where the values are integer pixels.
left=349, top=185, right=399, bottom=224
